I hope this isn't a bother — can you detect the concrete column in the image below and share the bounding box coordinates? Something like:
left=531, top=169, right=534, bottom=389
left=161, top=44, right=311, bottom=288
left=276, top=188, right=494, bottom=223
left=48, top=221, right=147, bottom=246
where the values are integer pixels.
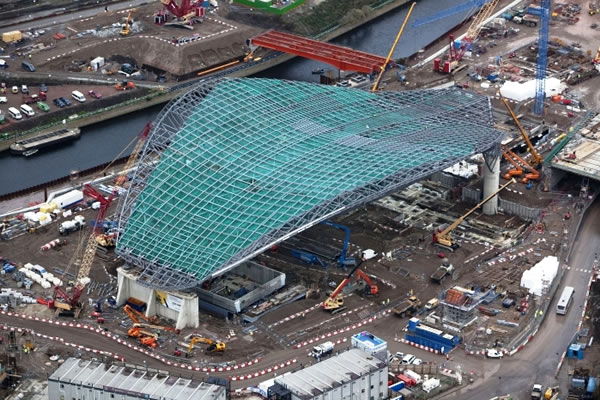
left=482, top=151, right=500, bottom=215
left=116, top=267, right=129, bottom=306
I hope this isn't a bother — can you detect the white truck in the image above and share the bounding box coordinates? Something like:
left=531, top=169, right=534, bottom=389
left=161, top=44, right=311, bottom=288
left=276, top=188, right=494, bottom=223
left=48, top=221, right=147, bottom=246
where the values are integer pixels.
left=59, top=215, right=85, bottom=236
left=311, top=341, right=334, bottom=359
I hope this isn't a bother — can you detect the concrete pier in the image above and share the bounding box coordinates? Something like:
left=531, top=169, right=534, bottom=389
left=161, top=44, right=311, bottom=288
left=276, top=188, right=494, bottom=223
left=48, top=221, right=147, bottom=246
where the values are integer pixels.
left=482, top=151, right=501, bottom=215
left=116, top=267, right=199, bottom=330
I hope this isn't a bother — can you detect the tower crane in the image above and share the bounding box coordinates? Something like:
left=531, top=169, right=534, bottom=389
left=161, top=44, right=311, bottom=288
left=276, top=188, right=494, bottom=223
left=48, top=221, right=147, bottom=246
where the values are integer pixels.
left=533, top=0, right=550, bottom=115
left=54, top=123, right=152, bottom=318
left=432, top=179, right=515, bottom=251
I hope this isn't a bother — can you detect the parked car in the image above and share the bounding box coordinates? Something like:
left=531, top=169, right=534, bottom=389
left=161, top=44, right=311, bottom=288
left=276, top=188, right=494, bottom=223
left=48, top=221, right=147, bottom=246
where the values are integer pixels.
left=0, top=96, right=6, bottom=103
left=21, top=61, right=35, bottom=72
left=395, top=351, right=404, bottom=360
left=37, top=101, right=50, bottom=112
left=40, top=83, right=48, bottom=93
left=412, top=358, right=423, bottom=365
left=88, top=89, right=102, bottom=99
left=60, top=97, right=72, bottom=106
left=486, top=349, right=503, bottom=359
left=21, top=85, right=28, bottom=94
left=53, top=98, right=65, bottom=108
left=11, top=86, right=18, bottom=94
left=401, top=354, right=416, bottom=365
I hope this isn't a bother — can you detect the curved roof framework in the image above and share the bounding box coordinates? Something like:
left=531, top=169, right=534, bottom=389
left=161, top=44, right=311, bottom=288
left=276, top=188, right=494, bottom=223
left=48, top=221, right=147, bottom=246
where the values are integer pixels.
left=116, top=78, right=503, bottom=290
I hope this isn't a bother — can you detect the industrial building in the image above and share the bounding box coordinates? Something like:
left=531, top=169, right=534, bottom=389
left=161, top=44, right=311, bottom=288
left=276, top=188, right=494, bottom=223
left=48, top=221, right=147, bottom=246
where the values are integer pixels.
left=440, top=286, right=494, bottom=330
left=48, top=358, right=227, bottom=400
left=269, top=348, right=388, bottom=400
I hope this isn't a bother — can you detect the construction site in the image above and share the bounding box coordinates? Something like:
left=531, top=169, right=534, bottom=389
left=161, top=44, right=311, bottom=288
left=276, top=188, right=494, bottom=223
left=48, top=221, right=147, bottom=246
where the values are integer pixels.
left=1, top=0, right=600, bottom=399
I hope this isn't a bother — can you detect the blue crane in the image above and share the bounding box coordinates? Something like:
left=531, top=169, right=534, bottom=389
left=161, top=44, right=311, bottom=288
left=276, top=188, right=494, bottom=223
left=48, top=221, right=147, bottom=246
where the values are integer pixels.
left=320, top=221, right=356, bottom=267
left=534, top=0, right=550, bottom=115
left=411, top=0, right=490, bottom=27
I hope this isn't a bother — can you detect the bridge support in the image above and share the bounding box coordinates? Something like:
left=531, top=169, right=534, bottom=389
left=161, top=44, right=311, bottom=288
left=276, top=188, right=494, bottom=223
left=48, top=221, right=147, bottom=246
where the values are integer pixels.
left=482, top=146, right=501, bottom=215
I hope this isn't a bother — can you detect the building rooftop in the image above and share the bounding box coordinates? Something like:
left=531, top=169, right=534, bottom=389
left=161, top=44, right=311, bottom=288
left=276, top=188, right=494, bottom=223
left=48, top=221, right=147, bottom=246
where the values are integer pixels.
left=352, top=331, right=386, bottom=348
left=275, top=348, right=385, bottom=397
left=48, top=358, right=225, bottom=400
left=116, top=77, right=504, bottom=289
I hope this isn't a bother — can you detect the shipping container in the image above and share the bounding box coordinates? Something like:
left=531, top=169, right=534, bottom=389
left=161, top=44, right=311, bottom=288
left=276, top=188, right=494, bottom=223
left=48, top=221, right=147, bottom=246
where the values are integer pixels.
left=406, top=318, right=460, bottom=353
left=2, top=30, right=22, bottom=43
left=51, top=189, right=84, bottom=209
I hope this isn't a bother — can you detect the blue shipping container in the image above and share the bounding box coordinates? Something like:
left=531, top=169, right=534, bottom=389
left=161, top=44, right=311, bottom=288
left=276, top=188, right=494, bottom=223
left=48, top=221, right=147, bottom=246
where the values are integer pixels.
left=389, top=382, right=405, bottom=392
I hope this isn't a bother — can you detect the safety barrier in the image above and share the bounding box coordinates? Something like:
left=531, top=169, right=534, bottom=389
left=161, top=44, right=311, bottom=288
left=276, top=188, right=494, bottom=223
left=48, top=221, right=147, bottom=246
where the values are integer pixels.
left=0, top=323, right=122, bottom=360
left=394, top=337, right=442, bottom=355
left=0, top=310, right=261, bottom=372
left=230, top=358, right=297, bottom=381
left=294, top=310, right=391, bottom=349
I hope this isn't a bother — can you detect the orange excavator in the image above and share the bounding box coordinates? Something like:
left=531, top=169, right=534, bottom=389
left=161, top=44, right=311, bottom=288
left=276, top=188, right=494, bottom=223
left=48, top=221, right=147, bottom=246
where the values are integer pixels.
left=323, top=259, right=378, bottom=313
left=355, top=270, right=379, bottom=297
left=127, top=326, right=158, bottom=348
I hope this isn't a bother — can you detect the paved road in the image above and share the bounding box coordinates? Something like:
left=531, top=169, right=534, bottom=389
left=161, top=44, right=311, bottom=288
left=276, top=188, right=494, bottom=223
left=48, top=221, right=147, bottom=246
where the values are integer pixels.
left=5, top=0, right=150, bottom=32
left=436, top=199, right=600, bottom=400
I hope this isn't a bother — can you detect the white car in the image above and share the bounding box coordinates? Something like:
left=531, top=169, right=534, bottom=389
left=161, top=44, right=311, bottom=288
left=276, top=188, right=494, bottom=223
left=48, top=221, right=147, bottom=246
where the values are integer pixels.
left=401, top=354, right=416, bottom=364
left=486, top=349, right=503, bottom=359
left=412, top=358, right=423, bottom=365
left=0, top=96, right=6, bottom=103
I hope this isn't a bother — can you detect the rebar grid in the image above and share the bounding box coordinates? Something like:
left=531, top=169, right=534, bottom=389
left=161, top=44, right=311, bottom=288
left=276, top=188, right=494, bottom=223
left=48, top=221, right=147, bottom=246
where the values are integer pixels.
left=115, top=78, right=504, bottom=290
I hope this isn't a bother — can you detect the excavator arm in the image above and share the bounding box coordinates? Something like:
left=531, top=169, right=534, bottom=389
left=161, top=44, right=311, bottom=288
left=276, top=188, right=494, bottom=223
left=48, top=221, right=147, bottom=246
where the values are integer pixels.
left=355, top=270, right=379, bottom=296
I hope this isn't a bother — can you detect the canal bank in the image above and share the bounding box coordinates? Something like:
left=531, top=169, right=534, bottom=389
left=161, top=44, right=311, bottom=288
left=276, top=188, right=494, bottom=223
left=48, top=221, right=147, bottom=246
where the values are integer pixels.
left=0, top=0, right=414, bottom=153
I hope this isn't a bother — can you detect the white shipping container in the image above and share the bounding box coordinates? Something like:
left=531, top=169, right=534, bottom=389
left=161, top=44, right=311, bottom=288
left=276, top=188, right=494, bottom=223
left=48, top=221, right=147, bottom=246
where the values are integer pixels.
left=404, top=369, right=422, bottom=385
left=52, top=190, right=84, bottom=209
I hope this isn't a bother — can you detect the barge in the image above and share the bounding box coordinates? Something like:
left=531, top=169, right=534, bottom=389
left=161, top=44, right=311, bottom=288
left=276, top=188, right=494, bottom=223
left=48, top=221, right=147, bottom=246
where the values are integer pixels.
left=10, top=128, right=81, bottom=155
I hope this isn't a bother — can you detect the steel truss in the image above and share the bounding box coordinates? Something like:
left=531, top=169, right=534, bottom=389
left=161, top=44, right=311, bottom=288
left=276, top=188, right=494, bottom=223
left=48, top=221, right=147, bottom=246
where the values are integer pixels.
left=115, top=78, right=504, bottom=290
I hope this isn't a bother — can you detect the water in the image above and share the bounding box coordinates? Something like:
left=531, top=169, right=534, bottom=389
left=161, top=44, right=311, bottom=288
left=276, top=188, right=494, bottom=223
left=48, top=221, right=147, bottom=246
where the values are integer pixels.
left=0, top=0, right=476, bottom=196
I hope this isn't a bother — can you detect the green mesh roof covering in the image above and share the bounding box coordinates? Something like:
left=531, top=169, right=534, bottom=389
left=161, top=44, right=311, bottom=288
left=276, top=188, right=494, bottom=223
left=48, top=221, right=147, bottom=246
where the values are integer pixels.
left=116, top=78, right=503, bottom=289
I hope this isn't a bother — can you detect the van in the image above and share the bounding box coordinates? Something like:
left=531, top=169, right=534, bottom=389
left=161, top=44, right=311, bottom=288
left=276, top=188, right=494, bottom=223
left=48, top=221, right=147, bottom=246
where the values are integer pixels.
left=19, top=104, right=35, bottom=117
left=425, top=298, right=439, bottom=310
left=8, top=107, right=22, bottom=120
left=21, top=61, right=35, bottom=72
left=71, top=90, right=86, bottom=103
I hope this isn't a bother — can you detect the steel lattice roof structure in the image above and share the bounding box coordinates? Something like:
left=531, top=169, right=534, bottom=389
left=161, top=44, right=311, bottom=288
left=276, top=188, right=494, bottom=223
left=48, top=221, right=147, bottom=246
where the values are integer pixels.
left=115, top=78, right=503, bottom=290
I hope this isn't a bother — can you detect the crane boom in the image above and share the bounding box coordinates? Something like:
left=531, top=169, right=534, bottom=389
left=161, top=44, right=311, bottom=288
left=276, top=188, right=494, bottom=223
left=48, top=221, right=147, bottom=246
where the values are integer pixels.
left=454, top=0, right=501, bottom=61
left=435, top=178, right=515, bottom=247
left=500, top=95, right=542, bottom=166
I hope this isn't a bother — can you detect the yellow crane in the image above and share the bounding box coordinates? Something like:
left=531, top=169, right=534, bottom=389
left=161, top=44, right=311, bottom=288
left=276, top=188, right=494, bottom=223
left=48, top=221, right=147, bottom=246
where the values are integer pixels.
left=371, top=2, right=416, bottom=92
left=501, top=95, right=543, bottom=167
left=432, top=178, right=515, bottom=251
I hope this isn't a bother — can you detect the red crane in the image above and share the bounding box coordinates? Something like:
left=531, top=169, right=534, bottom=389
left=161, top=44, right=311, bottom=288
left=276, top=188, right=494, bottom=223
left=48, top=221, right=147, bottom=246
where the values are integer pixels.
left=160, top=0, right=202, bottom=18
left=54, top=185, right=116, bottom=315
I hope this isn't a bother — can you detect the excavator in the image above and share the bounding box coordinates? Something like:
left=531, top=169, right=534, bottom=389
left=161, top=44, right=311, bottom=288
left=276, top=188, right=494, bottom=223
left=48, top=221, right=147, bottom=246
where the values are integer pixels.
left=432, top=179, right=515, bottom=251
left=174, top=336, right=226, bottom=357
left=322, top=258, right=378, bottom=313
left=127, top=326, right=158, bottom=348
left=120, top=10, right=135, bottom=36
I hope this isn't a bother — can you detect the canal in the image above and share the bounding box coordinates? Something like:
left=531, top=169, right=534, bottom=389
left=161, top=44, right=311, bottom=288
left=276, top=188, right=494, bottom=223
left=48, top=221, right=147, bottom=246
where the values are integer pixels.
left=0, top=0, right=475, bottom=196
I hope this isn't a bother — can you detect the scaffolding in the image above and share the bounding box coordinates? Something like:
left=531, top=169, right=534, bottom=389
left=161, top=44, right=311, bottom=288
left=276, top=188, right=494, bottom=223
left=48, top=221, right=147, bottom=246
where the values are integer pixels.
left=116, top=78, right=504, bottom=290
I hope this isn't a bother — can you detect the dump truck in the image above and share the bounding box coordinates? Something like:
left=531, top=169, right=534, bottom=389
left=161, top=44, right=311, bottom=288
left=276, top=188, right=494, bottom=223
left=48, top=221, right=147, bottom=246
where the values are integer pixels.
left=58, top=215, right=85, bottom=235
left=311, top=341, right=334, bottom=359
left=392, top=296, right=421, bottom=318
left=430, top=263, right=455, bottom=284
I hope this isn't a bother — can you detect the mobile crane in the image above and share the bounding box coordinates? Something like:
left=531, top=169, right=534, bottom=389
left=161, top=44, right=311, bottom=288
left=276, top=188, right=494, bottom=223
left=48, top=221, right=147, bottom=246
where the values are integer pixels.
left=501, top=145, right=539, bottom=184
left=432, top=179, right=515, bottom=251
left=53, top=123, right=152, bottom=318
left=501, top=95, right=543, bottom=167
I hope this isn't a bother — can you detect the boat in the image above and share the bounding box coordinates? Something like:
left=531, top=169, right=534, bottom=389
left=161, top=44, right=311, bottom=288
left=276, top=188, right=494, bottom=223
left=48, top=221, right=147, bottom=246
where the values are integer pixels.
left=312, top=68, right=324, bottom=75
left=22, top=149, right=38, bottom=157
left=10, top=128, right=80, bottom=155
